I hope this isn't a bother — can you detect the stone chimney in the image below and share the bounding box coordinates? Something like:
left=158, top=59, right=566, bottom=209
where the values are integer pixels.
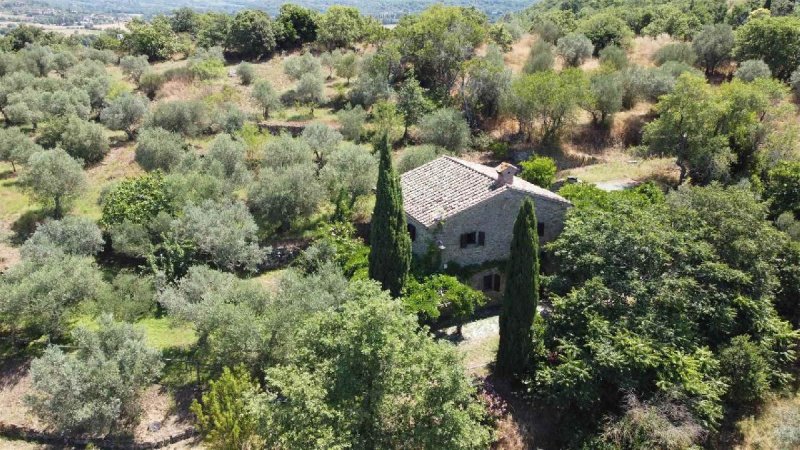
left=495, top=162, right=519, bottom=187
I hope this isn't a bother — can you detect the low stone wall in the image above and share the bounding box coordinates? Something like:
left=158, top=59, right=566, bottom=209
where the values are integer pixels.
left=257, top=121, right=341, bottom=137
left=0, top=422, right=198, bottom=449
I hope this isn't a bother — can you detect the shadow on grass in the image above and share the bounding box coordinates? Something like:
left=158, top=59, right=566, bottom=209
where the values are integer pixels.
left=483, top=373, right=565, bottom=450
left=10, top=209, right=50, bottom=244
left=0, top=168, right=17, bottom=181
left=0, top=354, right=29, bottom=389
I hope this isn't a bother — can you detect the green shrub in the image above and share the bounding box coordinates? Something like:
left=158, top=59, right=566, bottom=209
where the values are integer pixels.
left=653, top=42, right=697, bottom=66
left=138, top=71, right=165, bottom=100
left=189, top=56, right=225, bottom=81
left=236, top=62, right=256, bottom=85
left=191, top=366, right=261, bottom=450
left=96, top=272, right=157, bottom=322
left=524, top=39, right=555, bottom=73
left=100, top=172, right=174, bottom=227
left=519, top=155, right=557, bottom=188
left=599, top=45, right=628, bottom=69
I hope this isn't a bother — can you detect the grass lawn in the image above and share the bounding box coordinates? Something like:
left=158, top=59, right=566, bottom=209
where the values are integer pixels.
left=558, top=157, right=679, bottom=185
left=0, top=162, right=31, bottom=221
left=137, top=317, right=198, bottom=350
left=253, top=268, right=288, bottom=293
left=458, top=334, right=499, bottom=378
left=72, top=315, right=197, bottom=351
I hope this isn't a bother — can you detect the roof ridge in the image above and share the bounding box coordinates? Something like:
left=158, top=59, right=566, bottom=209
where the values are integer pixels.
left=441, top=156, right=497, bottom=181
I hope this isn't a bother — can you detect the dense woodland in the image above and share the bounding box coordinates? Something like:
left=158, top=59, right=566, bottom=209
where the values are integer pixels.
left=0, top=0, right=799, bottom=449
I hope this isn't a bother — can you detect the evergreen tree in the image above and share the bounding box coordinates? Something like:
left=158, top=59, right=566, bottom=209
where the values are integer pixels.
left=368, top=134, right=411, bottom=297
left=497, top=198, right=539, bottom=378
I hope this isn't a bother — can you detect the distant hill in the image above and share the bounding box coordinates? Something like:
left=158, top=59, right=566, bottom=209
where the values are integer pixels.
left=2, top=0, right=535, bottom=23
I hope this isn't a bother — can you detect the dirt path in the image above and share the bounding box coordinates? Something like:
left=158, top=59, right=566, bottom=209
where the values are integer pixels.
left=0, top=219, right=20, bottom=272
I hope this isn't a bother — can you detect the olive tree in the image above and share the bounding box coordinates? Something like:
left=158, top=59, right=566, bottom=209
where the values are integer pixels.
left=301, top=122, right=343, bottom=172
left=237, top=62, right=256, bottom=85
left=582, top=71, right=624, bottom=125
left=654, top=42, right=697, bottom=66
left=60, top=116, right=110, bottom=165
left=204, top=133, right=250, bottom=186
left=21, top=217, right=104, bottom=260
left=251, top=79, right=282, bottom=119
left=0, top=255, right=103, bottom=341
left=418, top=108, right=471, bottom=154
left=173, top=199, right=265, bottom=272
left=734, top=59, right=772, bottom=82
left=20, top=149, right=87, bottom=218
left=693, top=24, right=734, bottom=75
left=283, top=52, right=322, bottom=81
left=320, top=142, right=378, bottom=208
left=248, top=164, right=325, bottom=231
left=119, top=54, right=150, bottom=82
left=397, top=145, right=442, bottom=174
left=26, top=316, right=162, bottom=433
left=100, top=92, right=149, bottom=140
left=295, top=72, right=325, bottom=116
left=524, top=39, right=555, bottom=73
left=337, top=104, right=367, bottom=142
left=0, top=127, right=42, bottom=172
left=262, top=133, right=314, bottom=169
left=334, top=51, right=359, bottom=84
left=505, top=69, right=588, bottom=144
left=138, top=71, right=165, bottom=100
left=144, top=100, right=208, bottom=136
left=556, top=33, right=594, bottom=67
left=135, top=127, right=186, bottom=172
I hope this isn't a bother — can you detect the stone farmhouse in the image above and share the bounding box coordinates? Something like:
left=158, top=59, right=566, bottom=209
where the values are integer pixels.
left=400, top=156, right=572, bottom=294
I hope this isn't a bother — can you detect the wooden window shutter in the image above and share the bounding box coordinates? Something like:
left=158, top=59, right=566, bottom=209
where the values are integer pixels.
left=478, top=231, right=485, bottom=246
left=460, top=233, right=468, bottom=248
left=483, top=275, right=493, bottom=290
left=493, top=274, right=501, bottom=291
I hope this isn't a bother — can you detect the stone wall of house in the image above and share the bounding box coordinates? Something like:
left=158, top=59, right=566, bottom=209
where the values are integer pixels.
left=408, top=189, right=569, bottom=268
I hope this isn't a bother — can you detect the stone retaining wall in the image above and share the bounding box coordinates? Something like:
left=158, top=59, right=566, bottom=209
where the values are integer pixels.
left=0, top=422, right=198, bottom=449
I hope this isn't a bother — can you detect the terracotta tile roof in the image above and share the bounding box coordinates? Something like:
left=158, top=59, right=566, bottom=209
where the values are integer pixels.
left=400, top=156, right=570, bottom=227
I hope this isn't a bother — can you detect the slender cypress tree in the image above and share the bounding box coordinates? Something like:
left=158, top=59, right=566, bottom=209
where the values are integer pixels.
left=368, top=133, right=411, bottom=297
left=496, top=198, right=540, bottom=378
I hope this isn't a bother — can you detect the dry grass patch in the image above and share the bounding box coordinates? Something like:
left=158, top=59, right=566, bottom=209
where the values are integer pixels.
left=629, top=34, right=676, bottom=68
left=736, top=395, right=800, bottom=450
left=505, top=34, right=537, bottom=74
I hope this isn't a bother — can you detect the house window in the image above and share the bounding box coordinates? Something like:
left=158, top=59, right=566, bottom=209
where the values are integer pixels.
left=460, top=231, right=485, bottom=248
left=482, top=274, right=502, bottom=292
left=537, top=222, right=545, bottom=237
left=407, top=223, right=416, bottom=242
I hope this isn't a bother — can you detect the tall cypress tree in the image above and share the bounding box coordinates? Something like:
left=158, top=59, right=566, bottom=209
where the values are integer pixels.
left=496, top=198, right=540, bottom=378
left=368, top=133, right=411, bottom=297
